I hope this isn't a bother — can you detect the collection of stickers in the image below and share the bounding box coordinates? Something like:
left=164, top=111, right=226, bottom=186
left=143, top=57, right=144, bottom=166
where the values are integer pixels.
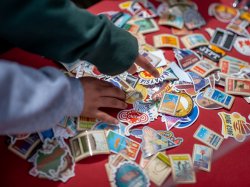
left=6, top=0, right=250, bottom=186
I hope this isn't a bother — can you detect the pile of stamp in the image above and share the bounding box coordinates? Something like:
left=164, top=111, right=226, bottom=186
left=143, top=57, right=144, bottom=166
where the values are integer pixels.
left=7, top=0, right=250, bottom=186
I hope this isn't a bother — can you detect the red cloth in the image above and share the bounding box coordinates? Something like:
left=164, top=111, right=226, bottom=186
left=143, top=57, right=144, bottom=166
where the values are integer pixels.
left=0, top=0, right=250, bottom=187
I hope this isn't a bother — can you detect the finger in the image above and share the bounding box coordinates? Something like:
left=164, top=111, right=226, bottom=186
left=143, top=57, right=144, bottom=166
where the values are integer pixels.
left=98, top=97, right=127, bottom=109
left=99, top=86, right=126, bottom=100
left=135, top=55, right=160, bottom=77
left=96, top=110, right=119, bottom=124
left=127, top=64, right=137, bottom=74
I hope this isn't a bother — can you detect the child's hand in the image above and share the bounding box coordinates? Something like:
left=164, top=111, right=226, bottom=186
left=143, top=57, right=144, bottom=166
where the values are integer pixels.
left=127, top=54, right=160, bottom=77
left=79, top=77, right=127, bottom=124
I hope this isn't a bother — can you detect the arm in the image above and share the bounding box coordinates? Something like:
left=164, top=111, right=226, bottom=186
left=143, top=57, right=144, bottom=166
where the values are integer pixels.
left=0, top=60, right=83, bottom=135
left=0, top=0, right=138, bottom=75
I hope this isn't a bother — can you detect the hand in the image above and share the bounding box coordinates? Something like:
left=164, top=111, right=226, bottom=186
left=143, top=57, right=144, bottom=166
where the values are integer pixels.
left=127, top=54, right=160, bottom=77
left=79, top=77, right=127, bottom=124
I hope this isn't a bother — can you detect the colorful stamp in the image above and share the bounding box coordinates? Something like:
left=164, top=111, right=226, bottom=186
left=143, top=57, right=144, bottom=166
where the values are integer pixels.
left=225, top=77, right=250, bottom=96
left=69, top=130, right=109, bottom=162
left=158, top=93, right=180, bottom=116
left=106, top=130, right=140, bottom=160
left=169, top=154, right=196, bottom=184
left=192, top=144, right=213, bottom=172
left=193, top=124, right=224, bottom=150
left=203, top=87, right=235, bottom=109
left=181, top=34, right=209, bottom=49
left=153, top=34, right=180, bottom=48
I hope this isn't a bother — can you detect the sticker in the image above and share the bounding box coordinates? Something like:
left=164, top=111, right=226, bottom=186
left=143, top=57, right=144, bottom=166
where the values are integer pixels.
left=153, top=34, right=180, bottom=48
left=7, top=133, right=30, bottom=144
left=220, top=55, right=249, bottom=66
left=190, top=60, right=220, bottom=78
left=141, top=126, right=178, bottom=158
left=117, top=109, right=150, bottom=125
left=218, top=112, right=250, bottom=142
left=38, top=128, right=55, bottom=142
left=69, top=130, right=109, bottom=162
left=193, top=124, right=224, bottom=150
left=158, top=93, right=180, bottom=116
left=197, top=46, right=223, bottom=62
left=188, top=72, right=210, bottom=92
left=135, top=84, right=148, bottom=101
left=192, top=144, right=213, bottom=172
left=183, top=8, right=206, bottom=30
left=225, top=77, right=250, bottom=96
left=203, top=87, right=235, bottom=109
left=210, top=28, right=236, bottom=51
left=109, top=153, right=129, bottom=169
left=158, top=7, right=184, bottom=29
left=132, top=1, right=158, bottom=19
left=127, top=2, right=142, bottom=14
left=60, top=59, right=84, bottom=72
left=76, top=116, right=96, bottom=131
left=133, top=100, right=158, bottom=121
left=195, top=91, right=223, bottom=110
left=8, top=133, right=40, bottom=160
left=151, top=82, right=174, bottom=101
left=175, top=93, right=194, bottom=117
left=112, top=75, right=134, bottom=93
left=226, top=23, right=250, bottom=38
left=175, top=103, right=199, bottom=129
left=144, top=152, right=172, bottom=186
left=160, top=113, right=191, bottom=130
left=219, top=57, right=249, bottom=76
left=173, top=81, right=197, bottom=97
left=139, top=67, right=178, bottom=85
left=54, top=117, right=78, bottom=139
left=174, top=48, right=201, bottom=71
left=141, top=43, right=158, bottom=52
left=126, top=89, right=143, bottom=104
left=106, top=130, right=140, bottom=160
left=170, top=62, right=192, bottom=83
left=234, top=37, right=250, bottom=56
left=112, top=13, right=132, bottom=28
left=57, top=116, right=69, bottom=128
left=129, top=18, right=159, bottom=34
left=122, top=23, right=140, bottom=34
left=113, top=161, right=150, bottom=187
left=158, top=130, right=184, bottom=146
left=169, top=154, right=196, bottom=184
left=181, top=34, right=209, bottom=49
left=29, top=138, right=75, bottom=182
left=130, top=129, right=143, bottom=139
left=119, top=1, right=133, bottom=9
left=208, top=3, right=239, bottom=23
left=157, top=2, right=169, bottom=16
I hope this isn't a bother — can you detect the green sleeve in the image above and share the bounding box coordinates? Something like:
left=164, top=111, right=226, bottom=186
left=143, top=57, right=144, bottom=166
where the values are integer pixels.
left=0, top=0, right=138, bottom=75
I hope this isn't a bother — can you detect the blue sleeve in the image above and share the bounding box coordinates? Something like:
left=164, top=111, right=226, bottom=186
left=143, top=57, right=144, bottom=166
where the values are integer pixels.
left=0, top=60, right=83, bottom=135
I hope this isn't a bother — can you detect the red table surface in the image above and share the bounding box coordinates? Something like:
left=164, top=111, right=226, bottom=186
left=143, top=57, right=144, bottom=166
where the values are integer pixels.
left=1, top=0, right=250, bottom=187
